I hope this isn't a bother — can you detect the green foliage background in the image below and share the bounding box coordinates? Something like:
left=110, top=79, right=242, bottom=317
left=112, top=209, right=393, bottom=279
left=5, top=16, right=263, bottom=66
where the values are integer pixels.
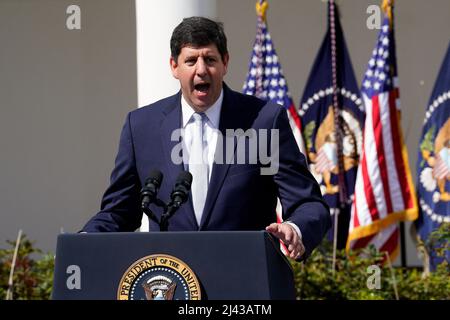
left=0, top=236, right=54, bottom=300
left=292, top=223, right=449, bottom=299
left=0, top=223, right=448, bottom=300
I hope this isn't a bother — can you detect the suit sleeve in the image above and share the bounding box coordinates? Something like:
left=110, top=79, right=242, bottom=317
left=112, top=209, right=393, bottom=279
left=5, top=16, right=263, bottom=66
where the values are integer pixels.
left=272, top=107, right=331, bottom=259
left=82, top=112, right=142, bottom=232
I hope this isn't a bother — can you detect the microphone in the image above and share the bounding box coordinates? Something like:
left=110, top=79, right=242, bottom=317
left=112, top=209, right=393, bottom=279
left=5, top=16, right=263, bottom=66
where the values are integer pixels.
left=160, top=171, right=192, bottom=231
left=140, top=170, right=163, bottom=209
left=169, top=171, right=192, bottom=208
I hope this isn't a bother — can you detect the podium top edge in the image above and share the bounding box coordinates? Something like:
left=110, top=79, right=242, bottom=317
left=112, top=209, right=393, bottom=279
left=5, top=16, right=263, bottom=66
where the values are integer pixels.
left=57, top=230, right=270, bottom=237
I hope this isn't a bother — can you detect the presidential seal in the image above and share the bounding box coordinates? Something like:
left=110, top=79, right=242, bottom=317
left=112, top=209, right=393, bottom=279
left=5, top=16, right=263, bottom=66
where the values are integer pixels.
left=117, top=254, right=201, bottom=300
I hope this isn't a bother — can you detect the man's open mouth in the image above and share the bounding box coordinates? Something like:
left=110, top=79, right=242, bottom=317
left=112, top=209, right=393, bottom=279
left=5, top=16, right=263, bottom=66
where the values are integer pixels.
left=194, top=83, right=210, bottom=93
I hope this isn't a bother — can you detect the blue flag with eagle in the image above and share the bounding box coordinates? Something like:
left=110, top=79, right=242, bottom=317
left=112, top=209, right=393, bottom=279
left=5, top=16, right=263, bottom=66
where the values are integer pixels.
left=299, top=1, right=364, bottom=247
left=415, top=41, right=450, bottom=269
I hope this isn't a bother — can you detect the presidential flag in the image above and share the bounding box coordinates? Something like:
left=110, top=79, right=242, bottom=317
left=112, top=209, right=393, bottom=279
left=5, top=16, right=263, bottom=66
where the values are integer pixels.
left=415, top=41, right=450, bottom=269
left=243, top=0, right=305, bottom=242
left=347, top=0, right=418, bottom=260
left=299, top=0, right=364, bottom=248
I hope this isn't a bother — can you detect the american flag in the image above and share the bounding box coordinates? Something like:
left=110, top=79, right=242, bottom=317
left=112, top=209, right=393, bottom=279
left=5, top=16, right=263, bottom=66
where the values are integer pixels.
left=243, top=1, right=305, bottom=156
left=243, top=0, right=306, bottom=243
left=347, top=1, right=418, bottom=261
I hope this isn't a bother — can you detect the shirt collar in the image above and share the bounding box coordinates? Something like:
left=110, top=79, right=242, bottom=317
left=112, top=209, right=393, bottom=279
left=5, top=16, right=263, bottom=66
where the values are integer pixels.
left=181, top=89, right=223, bottom=129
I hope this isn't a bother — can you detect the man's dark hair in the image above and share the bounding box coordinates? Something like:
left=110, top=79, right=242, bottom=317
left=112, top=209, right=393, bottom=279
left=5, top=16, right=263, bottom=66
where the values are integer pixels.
left=170, top=16, right=228, bottom=62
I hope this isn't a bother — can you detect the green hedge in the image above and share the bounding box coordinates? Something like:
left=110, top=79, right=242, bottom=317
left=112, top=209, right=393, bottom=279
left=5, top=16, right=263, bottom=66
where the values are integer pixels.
left=291, top=243, right=449, bottom=300
left=0, top=223, right=448, bottom=300
left=292, top=223, right=449, bottom=300
left=0, top=236, right=54, bottom=300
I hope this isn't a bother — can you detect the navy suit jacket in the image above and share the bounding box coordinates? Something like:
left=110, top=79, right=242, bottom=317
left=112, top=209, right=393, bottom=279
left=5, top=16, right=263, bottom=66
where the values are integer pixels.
left=82, top=84, right=331, bottom=257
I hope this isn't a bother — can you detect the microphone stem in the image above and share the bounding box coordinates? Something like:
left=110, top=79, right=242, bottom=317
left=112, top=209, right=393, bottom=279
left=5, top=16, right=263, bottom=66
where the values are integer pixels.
left=159, top=203, right=180, bottom=231
left=142, top=206, right=159, bottom=225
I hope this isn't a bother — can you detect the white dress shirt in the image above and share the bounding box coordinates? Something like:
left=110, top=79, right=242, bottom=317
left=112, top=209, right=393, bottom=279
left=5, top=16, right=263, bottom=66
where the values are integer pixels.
left=181, top=90, right=223, bottom=181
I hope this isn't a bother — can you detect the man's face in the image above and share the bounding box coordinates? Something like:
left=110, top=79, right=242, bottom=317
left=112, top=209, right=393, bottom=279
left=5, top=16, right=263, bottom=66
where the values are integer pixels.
left=170, top=44, right=229, bottom=112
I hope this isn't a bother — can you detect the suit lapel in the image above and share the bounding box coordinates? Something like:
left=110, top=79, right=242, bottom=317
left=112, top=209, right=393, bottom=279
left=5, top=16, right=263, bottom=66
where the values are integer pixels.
left=199, top=85, right=242, bottom=229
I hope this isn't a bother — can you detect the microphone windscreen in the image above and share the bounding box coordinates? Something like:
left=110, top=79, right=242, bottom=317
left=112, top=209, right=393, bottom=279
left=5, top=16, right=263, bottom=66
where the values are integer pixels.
left=147, top=170, right=163, bottom=186
left=176, top=171, right=192, bottom=188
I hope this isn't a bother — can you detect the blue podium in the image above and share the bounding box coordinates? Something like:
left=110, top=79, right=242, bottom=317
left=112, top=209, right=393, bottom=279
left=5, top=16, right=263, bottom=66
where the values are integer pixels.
left=52, top=231, right=295, bottom=300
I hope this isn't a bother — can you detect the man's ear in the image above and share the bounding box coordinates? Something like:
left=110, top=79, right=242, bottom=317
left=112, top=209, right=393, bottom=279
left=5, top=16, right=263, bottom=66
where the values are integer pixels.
left=170, top=56, right=179, bottom=79
left=222, top=53, right=230, bottom=75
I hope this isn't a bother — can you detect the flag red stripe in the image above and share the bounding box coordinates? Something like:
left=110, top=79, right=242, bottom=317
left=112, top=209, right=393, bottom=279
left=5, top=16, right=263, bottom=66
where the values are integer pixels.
left=352, top=187, right=360, bottom=228
left=388, top=90, right=413, bottom=209
left=372, top=95, right=393, bottom=213
left=379, top=226, right=399, bottom=255
left=361, top=150, right=379, bottom=221
left=352, top=234, right=376, bottom=250
left=288, top=104, right=302, bottom=130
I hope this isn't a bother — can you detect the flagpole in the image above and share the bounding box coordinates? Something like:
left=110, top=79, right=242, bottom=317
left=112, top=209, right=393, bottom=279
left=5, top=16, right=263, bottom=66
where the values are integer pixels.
left=329, top=0, right=338, bottom=274
left=329, top=0, right=346, bottom=274
left=400, top=222, right=407, bottom=267
left=6, top=229, right=23, bottom=300
left=254, top=0, right=267, bottom=97
left=253, top=0, right=290, bottom=256
left=391, top=0, right=406, bottom=269
left=383, top=0, right=407, bottom=268
left=384, top=251, right=399, bottom=300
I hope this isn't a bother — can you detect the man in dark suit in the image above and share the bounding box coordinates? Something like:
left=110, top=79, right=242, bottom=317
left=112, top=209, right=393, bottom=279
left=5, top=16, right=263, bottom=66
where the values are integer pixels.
left=82, top=17, right=330, bottom=260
